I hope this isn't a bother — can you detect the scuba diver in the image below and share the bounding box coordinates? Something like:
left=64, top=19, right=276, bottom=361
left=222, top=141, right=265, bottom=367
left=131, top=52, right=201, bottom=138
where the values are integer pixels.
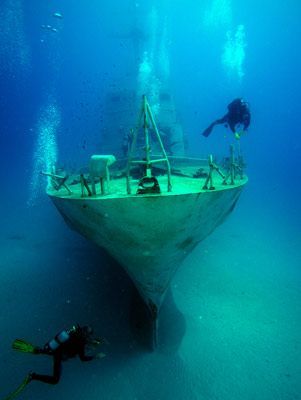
left=4, top=325, right=104, bottom=399
left=202, top=98, right=251, bottom=139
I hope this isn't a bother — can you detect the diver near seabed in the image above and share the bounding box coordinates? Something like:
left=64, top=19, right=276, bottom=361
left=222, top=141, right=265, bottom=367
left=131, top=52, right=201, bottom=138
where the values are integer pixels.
left=4, top=324, right=105, bottom=400
left=202, top=98, right=251, bottom=139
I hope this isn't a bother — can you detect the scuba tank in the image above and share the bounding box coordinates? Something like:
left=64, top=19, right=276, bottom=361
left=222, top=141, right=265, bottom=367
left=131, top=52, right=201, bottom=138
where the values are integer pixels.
left=46, top=325, right=78, bottom=352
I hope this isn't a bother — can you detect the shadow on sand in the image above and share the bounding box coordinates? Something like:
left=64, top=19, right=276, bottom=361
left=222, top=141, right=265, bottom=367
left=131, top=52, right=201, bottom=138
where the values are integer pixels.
left=71, top=242, right=187, bottom=356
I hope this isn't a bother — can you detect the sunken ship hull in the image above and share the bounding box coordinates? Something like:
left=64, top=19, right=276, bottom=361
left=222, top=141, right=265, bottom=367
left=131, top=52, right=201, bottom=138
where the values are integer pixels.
left=50, top=173, right=245, bottom=312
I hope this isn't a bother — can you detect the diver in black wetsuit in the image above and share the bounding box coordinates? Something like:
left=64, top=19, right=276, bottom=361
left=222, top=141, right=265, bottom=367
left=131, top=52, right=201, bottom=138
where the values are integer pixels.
left=4, top=325, right=105, bottom=399
left=30, top=325, right=103, bottom=384
left=202, top=98, right=251, bottom=138
left=12, top=325, right=103, bottom=386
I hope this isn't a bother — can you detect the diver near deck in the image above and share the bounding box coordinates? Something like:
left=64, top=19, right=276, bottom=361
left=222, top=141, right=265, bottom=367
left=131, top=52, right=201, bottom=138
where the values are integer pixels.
left=4, top=325, right=104, bottom=399
left=202, top=98, right=251, bottom=139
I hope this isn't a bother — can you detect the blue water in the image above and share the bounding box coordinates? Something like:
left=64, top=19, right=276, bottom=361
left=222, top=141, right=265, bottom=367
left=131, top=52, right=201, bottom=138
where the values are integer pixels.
left=1, top=1, right=301, bottom=399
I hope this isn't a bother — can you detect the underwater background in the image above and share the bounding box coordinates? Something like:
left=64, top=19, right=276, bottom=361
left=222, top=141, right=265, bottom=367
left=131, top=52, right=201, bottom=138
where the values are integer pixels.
left=0, top=0, right=300, bottom=399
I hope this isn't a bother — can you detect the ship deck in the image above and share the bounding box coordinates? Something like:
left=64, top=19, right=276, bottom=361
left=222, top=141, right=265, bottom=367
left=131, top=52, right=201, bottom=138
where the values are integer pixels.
left=48, top=166, right=248, bottom=200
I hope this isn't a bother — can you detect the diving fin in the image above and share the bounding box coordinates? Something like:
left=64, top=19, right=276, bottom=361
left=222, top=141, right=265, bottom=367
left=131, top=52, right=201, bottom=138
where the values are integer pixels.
left=202, top=122, right=215, bottom=137
left=12, top=339, right=37, bottom=354
left=3, top=373, right=32, bottom=400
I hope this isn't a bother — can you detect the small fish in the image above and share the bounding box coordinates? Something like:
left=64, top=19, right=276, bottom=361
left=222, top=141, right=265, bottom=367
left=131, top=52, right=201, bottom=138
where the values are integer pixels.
left=52, top=28, right=58, bottom=33
left=53, top=12, right=63, bottom=19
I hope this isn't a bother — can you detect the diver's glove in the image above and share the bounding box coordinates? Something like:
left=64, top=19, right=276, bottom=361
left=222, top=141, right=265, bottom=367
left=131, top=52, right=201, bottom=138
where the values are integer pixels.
left=235, top=130, right=247, bottom=140
left=90, top=337, right=109, bottom=346
left=95, top=352, right=106, bottom=360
